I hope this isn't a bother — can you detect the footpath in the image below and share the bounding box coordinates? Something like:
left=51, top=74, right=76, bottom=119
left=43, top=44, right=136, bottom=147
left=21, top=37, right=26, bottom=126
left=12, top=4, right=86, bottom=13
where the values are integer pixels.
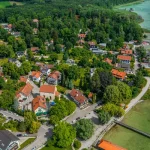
left=80, top=77, right=150, bottom=150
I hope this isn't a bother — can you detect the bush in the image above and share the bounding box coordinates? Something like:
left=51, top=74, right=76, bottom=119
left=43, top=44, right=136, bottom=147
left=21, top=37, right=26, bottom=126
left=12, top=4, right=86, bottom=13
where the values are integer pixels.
left=73, top=139, right=81, bottom=149
left=98, top=109, right=111, bottom=124
left=142, top=89, right=150, bottom=100
left=102, top=103, right=125, bottom=117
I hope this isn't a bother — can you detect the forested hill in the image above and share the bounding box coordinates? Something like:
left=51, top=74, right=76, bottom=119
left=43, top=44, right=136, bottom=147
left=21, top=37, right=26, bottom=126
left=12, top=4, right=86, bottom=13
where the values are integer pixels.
left=2, top=0, right=140, bottom=8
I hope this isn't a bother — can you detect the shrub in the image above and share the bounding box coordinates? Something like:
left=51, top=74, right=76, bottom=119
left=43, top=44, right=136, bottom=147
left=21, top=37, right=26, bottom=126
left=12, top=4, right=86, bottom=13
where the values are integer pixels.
left=73, top=139, right=81, bottom=149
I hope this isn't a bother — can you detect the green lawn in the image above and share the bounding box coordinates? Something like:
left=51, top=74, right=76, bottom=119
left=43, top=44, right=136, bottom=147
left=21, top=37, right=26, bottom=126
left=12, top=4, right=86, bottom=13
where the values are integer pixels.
left=0, top=1, right=11, bottom=8
left=0, top=114, right=6, bottom=124
left=0, top=58, right=8, bottom=66
left=104, top=99, right=150, bottom=150
left=18, top=138, right=36, bottom=150
left=42, top=145, right=72, bottom=150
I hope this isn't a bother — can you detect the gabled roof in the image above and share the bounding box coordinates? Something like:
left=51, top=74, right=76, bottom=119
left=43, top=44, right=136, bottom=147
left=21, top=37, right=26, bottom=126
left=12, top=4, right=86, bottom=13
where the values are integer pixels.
left=98, top=140, right=127, bottom=150
left=104, top=58, right=112, bottom=65
left=40, top=85, right=56, bottom=94
left=32, top=95, right=47, bottom=111
left=70, top=89, right=88, bottom=104
left=111, top=69, right=126, bottom=80
left=78, top=34, right=86, bottom=38
left=16, top=83, right=33, bottom=97
left=121, top=50, right=132, bottom=55
left=31, top=47, right=39, bottom=52
left=0, top=130, right=19, bottom=150
left=117, top=55, right=131, bottom=61
left=31, top=71, right=41, bottom=78
left=48, top=71, right=61, bottom=80
left=19, top=76, right=28, bottom=83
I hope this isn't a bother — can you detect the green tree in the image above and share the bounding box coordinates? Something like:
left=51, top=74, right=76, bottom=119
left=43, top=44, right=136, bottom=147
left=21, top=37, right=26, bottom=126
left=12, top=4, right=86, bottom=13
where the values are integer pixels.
left=98, top=109, right=111, bottom=124
left=73, top=139, right=81, bottom=149
left=134, top=71, right=145, bottom=88
left=103, top=85, right=121, bottom=104
left=29, top=121, right=41, bottom=133
left=117, top=81, right=132, bottom=103
left=18, top=121, right=26, bottom=132
left=24, top=111, right=37, bottom=129
left=75, top=119, right=94, bottom=140
left=52, top=122, right=76, bottom=148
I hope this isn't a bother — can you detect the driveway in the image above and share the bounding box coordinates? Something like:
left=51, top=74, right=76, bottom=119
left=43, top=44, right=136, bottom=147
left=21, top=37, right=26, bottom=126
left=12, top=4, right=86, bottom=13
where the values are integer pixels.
left=23, top=125, right=53, bottom=150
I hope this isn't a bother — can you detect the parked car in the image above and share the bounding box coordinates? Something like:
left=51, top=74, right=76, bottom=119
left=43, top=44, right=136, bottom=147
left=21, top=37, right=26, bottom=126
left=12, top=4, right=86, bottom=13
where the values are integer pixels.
left=17, top=134, right=22, bottom=137
left=76, top=117, right=80, bottom=120
left=8, top=117, right=13, bottom=120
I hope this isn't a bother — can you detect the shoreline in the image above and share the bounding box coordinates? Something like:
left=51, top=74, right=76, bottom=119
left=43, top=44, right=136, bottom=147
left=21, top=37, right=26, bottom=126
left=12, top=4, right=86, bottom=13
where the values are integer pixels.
left=114, top=0, right=144, bottom=9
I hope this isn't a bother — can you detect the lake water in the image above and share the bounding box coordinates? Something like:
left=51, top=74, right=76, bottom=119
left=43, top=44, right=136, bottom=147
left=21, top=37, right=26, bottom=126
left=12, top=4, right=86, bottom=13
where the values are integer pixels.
left=119, top=0, right=150, bottom=30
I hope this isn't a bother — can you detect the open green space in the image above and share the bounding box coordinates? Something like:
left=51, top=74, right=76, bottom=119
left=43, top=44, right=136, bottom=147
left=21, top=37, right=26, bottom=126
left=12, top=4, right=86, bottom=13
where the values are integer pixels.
left=0, top=1, right=10, bottom=8
left=103, top=94, right=150, bottom=150
left=41, top=145, right=72, bottom=150
left=18, top=138, right=36, bottom=150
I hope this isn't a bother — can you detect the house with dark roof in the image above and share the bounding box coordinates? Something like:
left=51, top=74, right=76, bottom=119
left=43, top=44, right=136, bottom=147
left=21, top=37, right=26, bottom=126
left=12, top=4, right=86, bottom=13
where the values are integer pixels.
left=47, top=71, right=61, bottom=85
left=32, top=95, right=47, bottom=116
left=0, top=130, right=19, bottom=150
left=40, top=85, right=60, bottom=101
left=69, top=89, right=88, bottom=109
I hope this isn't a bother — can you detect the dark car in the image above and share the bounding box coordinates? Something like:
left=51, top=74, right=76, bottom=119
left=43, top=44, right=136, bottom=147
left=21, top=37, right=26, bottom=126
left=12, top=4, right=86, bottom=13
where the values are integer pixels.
left=8, top=117, right=13, bottom=120
left=17, top=134, right=22, bottom=137
left=76, top=117, right=80, bottom=120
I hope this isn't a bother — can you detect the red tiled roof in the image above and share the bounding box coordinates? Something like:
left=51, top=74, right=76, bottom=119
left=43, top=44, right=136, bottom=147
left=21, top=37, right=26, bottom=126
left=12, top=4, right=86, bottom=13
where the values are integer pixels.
left=31, top=47, right=39, bottom=52
left=111, top=69, right=126, bottom=80
left=19, top=76, right=27, bottom=83
left=70, top=89, right=87, bottom=104
left=121, top=50, right=132, bottom=55
left=104, top=58, right=112, bottom=65
left=31, top=71, right=41, bottom=78
left=98, top=140, right=127, bottom=150
left=78, top=34, right=86, bottom=38
left=117, top=55, right=131, bottom=61
left=32, top=95, right=47, bottom=111
left=88, top=92, right=93, bottom=98
left=49, top=71, right=60, bottom=80
left=16, top=83, right=33, bottom=97
left=40, top=85, right=56, bottom=94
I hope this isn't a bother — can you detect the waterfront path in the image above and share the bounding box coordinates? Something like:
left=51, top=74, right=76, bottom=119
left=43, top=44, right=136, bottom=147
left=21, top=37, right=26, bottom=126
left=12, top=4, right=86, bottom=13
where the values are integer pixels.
left=80, top=77, right=150, bottom=149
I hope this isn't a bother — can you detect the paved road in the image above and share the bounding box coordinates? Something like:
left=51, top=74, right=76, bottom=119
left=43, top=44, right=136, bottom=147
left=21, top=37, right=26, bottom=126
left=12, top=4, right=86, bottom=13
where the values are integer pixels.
left=80, top=77, right=150, bottom=150
left=23, top=125, right=53, bottom=150
left=0, top=110, right=24, bottom=121
left=66, top=103, right=99, bottom=124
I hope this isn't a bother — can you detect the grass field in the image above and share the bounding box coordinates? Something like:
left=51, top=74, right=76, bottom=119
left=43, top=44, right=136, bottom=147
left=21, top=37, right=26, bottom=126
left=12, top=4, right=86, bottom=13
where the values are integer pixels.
left=0, top=1, right=23, bottom=9
left=104, top=99, right=150, bottom=150
left=18, top=138, right=36, bottom=150
left=0, top=58, right=8, bottom=66
left=0, top=1, right=10, bottom=8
